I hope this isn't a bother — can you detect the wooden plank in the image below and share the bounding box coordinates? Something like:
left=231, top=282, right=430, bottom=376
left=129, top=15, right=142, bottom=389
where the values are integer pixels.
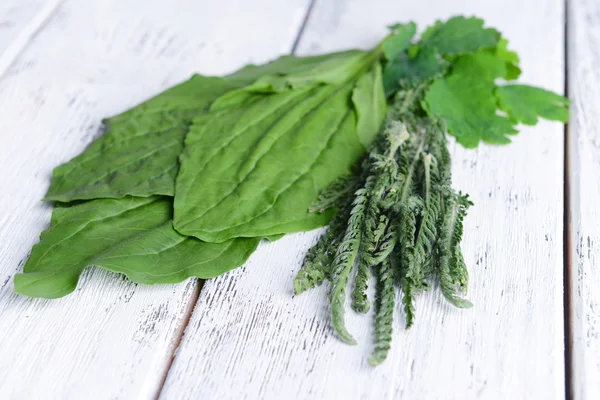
left=0, top=1, right=312, bottom=398
left=161, top=1, right=566, bottom=399
left=566, top=0, right=600, bottom=398
left=0, top=1, right=48, bottom=59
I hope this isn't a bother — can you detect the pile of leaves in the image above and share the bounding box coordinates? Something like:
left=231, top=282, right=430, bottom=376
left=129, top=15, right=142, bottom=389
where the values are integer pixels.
left=17, top=48, right=388, bottom=297
left=16, top=17, right=568, bottom=364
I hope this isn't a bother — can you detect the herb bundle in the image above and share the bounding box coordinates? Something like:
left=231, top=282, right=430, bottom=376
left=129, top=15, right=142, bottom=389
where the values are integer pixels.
left=16, top=16, right=568, bottom=364
left=294, top=18, right=569, bottom=364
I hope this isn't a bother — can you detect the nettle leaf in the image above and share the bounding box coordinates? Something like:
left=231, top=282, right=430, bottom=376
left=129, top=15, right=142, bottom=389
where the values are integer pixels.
left=14, top=196, right=260, bottom=298
left=423, top=52, right=516, bottom=147
left=44, top=75, right=244, bottom=202
left=420, top=16, right=500, bottom=55
left=496, top=84, right=570, bottom=125
left=174, top=75, right=382, bottom=242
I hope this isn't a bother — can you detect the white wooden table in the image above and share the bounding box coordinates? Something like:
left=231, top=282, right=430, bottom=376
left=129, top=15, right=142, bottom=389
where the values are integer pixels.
left=0, top=0, right=596, bottom=399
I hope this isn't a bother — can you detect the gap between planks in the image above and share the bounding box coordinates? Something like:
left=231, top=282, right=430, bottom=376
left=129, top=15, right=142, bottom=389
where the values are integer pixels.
left=563, top=0, right=573, bottom=398
left=291, top=0, right=318, bottom=54
left=152, top=2, right=318, bottom=397
left=153, top=281, right=202, bottom=400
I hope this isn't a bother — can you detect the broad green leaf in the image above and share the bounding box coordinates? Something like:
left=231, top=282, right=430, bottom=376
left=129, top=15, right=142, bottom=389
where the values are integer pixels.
left=174, top=82, right=371, bottom=242
left=44, top=54, right=361, bottom=203
left=44, top=75, right=244, bottom=202
left=381, top=22, right=416, bottom=61
left=420, top=16, right=500, bottom=55
left=352, top=63, right=386, bottom=147
left=423, top=52, right=516, bottom=147
left=496, top=85, right=570, bottom=125
left=14, top=196, right=260, bottom=298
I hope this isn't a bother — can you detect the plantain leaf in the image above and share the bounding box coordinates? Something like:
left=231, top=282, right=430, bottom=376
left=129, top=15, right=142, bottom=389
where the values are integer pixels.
left=173, top=71, right=385, bottom=242
left=44, top=74, right=244, bottom=202
left=43, top=52, right=368, bottom=203
left=352, top=63, right=386, bottom=147
left=14, top=196, right=260, bottom=298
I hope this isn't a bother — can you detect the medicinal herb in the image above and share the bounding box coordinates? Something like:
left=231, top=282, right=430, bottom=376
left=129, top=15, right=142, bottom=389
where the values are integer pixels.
left=294, top=17, right=569, bottom=365
left=16, top=48, right=392, bottom=295
left=15, top=196, right=260, bottom=298
left=15, top=16, right=568, bottom=366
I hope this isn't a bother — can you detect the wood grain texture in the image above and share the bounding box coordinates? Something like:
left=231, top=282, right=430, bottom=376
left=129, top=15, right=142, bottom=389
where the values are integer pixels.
left=0, top=0, right=48, bottom=59
left=0, top=0, right=311, bottom=399
left=567, top=0, right=600, bottom=398
left=162, top=1, right=566, bottom=399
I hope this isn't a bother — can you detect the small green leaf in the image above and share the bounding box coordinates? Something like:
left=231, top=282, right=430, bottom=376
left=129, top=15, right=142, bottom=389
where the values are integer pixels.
left=14, top=196, right=260, bottom=299
left=496, top=84, right=570, bottom=125
left=382, top=47, right=446, bottom=96
left=494, top=38, right=521, bottom=80
left=381, top=22, right=417, bottom=61
left=420, top=16, right=500, bottom=55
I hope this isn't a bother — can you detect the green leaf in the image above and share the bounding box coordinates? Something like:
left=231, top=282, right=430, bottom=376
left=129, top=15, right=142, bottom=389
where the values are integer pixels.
left=44, top=75, right=244, bottom=202
left=174, top=80, right=372, bottom=242
left=44, top=54, right=363, bottom=203
left=424, top=50, right=568, bottom=147
left=222, top=50, right=372, bottom=96
left=352, top=63, right=386, bottom=147
left=382, top=47, right=446, bottom=96
left=381, top=22, right=417, bottom=61
left=420, top=16, right=500, bottom=55
left=14, top=196, right=260, bottom=298
left=496, top=84, right=570, bottom=125
left=229, top=53, right=355, bottom=82
left=423, top=52, right=516, bottom=147
left=494, top=38, right=521, bottom=80
left=450, top=51, right=508, bottom=81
